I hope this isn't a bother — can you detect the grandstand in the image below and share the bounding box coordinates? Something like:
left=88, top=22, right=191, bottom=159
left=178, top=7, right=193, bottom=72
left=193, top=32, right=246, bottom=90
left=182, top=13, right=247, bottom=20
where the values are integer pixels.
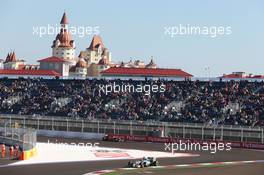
left=0, top=78, right=263, bottom=127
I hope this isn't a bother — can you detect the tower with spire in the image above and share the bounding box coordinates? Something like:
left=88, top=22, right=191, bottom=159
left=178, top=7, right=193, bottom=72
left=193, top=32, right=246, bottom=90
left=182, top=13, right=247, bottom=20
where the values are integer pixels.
left=51, top=12, right=76, bottom=65
left=81, top=35, right=112, bottom=66
left=3, top=51, right=25, bottom=69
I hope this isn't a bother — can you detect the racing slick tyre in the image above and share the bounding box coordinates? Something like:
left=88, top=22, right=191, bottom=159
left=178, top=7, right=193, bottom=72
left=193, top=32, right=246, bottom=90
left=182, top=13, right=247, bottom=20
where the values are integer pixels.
left=153, top=161, right=159, bottom=166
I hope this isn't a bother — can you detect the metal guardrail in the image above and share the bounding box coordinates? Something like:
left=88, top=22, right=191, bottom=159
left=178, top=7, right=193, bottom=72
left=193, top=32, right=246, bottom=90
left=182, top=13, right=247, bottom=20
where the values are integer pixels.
left=0, top=114, right=263, bottom=129
left=0, top=114, right=263, bottom=143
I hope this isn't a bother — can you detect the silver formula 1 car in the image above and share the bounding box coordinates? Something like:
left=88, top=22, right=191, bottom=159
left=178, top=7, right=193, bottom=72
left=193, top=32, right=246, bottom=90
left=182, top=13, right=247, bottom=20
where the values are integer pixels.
left=127, top=157, right=159, bottom=168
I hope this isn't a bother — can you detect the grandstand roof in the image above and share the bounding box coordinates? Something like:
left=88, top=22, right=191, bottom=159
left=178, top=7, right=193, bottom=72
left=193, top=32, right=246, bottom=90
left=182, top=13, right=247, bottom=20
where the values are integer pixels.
left=101, top=67, right=193, bottom=78
left=0, top=69, right=60, bottom=76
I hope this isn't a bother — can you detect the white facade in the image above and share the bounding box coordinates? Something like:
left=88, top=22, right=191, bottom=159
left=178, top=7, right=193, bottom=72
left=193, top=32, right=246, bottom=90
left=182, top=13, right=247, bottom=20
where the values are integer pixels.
left=3, top=60, right=24, bottom=69
left=69, top=67, right=87, bottom=78
left=0, top=60, right=3, bottom=69
left=82, top=35, right=112, bottom=66
left=39, top=61, right=70, bottom=77
left=52, top=46, right=76, bottom=64
left=84, top=48, right=112, bottom=65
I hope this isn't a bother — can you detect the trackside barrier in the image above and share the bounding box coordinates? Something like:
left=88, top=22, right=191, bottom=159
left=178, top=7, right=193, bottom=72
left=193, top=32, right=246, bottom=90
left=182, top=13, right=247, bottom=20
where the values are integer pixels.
left=1, top=115, right=263, bottom=143
left=105, top=134, right=264, bottom=150
left=0, top=124, right=37, bottom=160
left=19, top=147, right=37, bottom=160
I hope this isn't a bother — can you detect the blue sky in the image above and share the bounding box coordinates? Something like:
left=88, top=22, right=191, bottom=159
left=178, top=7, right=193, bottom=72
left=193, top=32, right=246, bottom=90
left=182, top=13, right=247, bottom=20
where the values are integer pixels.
left=0, top=0, right=263, bottom=77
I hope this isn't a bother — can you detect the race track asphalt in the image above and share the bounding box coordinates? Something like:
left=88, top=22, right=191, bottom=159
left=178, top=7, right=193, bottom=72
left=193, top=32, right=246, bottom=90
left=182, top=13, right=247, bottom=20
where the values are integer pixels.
left=0, top=136, right=263, bottom=175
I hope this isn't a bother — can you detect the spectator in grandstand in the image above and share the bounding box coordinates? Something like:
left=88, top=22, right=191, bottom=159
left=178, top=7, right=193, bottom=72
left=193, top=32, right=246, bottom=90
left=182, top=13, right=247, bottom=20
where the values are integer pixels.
left=0, top=78, right=263, bottom=126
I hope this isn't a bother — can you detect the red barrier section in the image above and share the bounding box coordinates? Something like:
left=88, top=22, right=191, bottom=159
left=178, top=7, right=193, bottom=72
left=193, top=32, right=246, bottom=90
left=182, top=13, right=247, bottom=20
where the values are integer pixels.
left=105, top=133, right=264, bottom=150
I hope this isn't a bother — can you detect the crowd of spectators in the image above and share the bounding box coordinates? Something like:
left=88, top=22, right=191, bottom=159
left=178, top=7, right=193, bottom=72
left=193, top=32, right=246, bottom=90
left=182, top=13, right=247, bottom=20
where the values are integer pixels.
left=0, top=78, right=263, bottom=127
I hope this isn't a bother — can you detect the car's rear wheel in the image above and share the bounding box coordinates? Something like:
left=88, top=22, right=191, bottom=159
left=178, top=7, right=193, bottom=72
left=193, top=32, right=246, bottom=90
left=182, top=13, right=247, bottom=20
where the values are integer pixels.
left=154, top=161, right=159, bottom=166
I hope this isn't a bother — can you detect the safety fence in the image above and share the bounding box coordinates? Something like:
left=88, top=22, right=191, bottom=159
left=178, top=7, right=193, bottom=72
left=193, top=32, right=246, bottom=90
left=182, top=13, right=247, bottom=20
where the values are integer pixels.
left=0, top=119, right=37, bottom=160
left=0, top=115, right=263, bottom=144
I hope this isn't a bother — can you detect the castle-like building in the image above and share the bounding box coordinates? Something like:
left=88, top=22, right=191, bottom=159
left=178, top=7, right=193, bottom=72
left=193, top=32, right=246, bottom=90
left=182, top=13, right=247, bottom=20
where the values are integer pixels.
left=51, top=12, right=76, bottom=64
left=69, top=34, right=112, bottom=77
left=3, top=52, right=25, bottom=70
left=0, top=12, right=192, bottom=79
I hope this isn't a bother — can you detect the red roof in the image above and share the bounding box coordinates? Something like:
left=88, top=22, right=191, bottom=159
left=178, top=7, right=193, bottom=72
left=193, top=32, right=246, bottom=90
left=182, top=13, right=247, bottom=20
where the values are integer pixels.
left=101, top=67, right=192, bottom=77
left=5, top=52, right=17, bottom=63
left=88, top=35, right=105, bottom=50
left=38, top=56, right=68, bottom=63
left=222, top=74, right=243, bottom=79
left=222, top=73, right=264, bottom=79
left=0, top=69, right=60, bottom=76
left=251, top=75, right=264, bottom=78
